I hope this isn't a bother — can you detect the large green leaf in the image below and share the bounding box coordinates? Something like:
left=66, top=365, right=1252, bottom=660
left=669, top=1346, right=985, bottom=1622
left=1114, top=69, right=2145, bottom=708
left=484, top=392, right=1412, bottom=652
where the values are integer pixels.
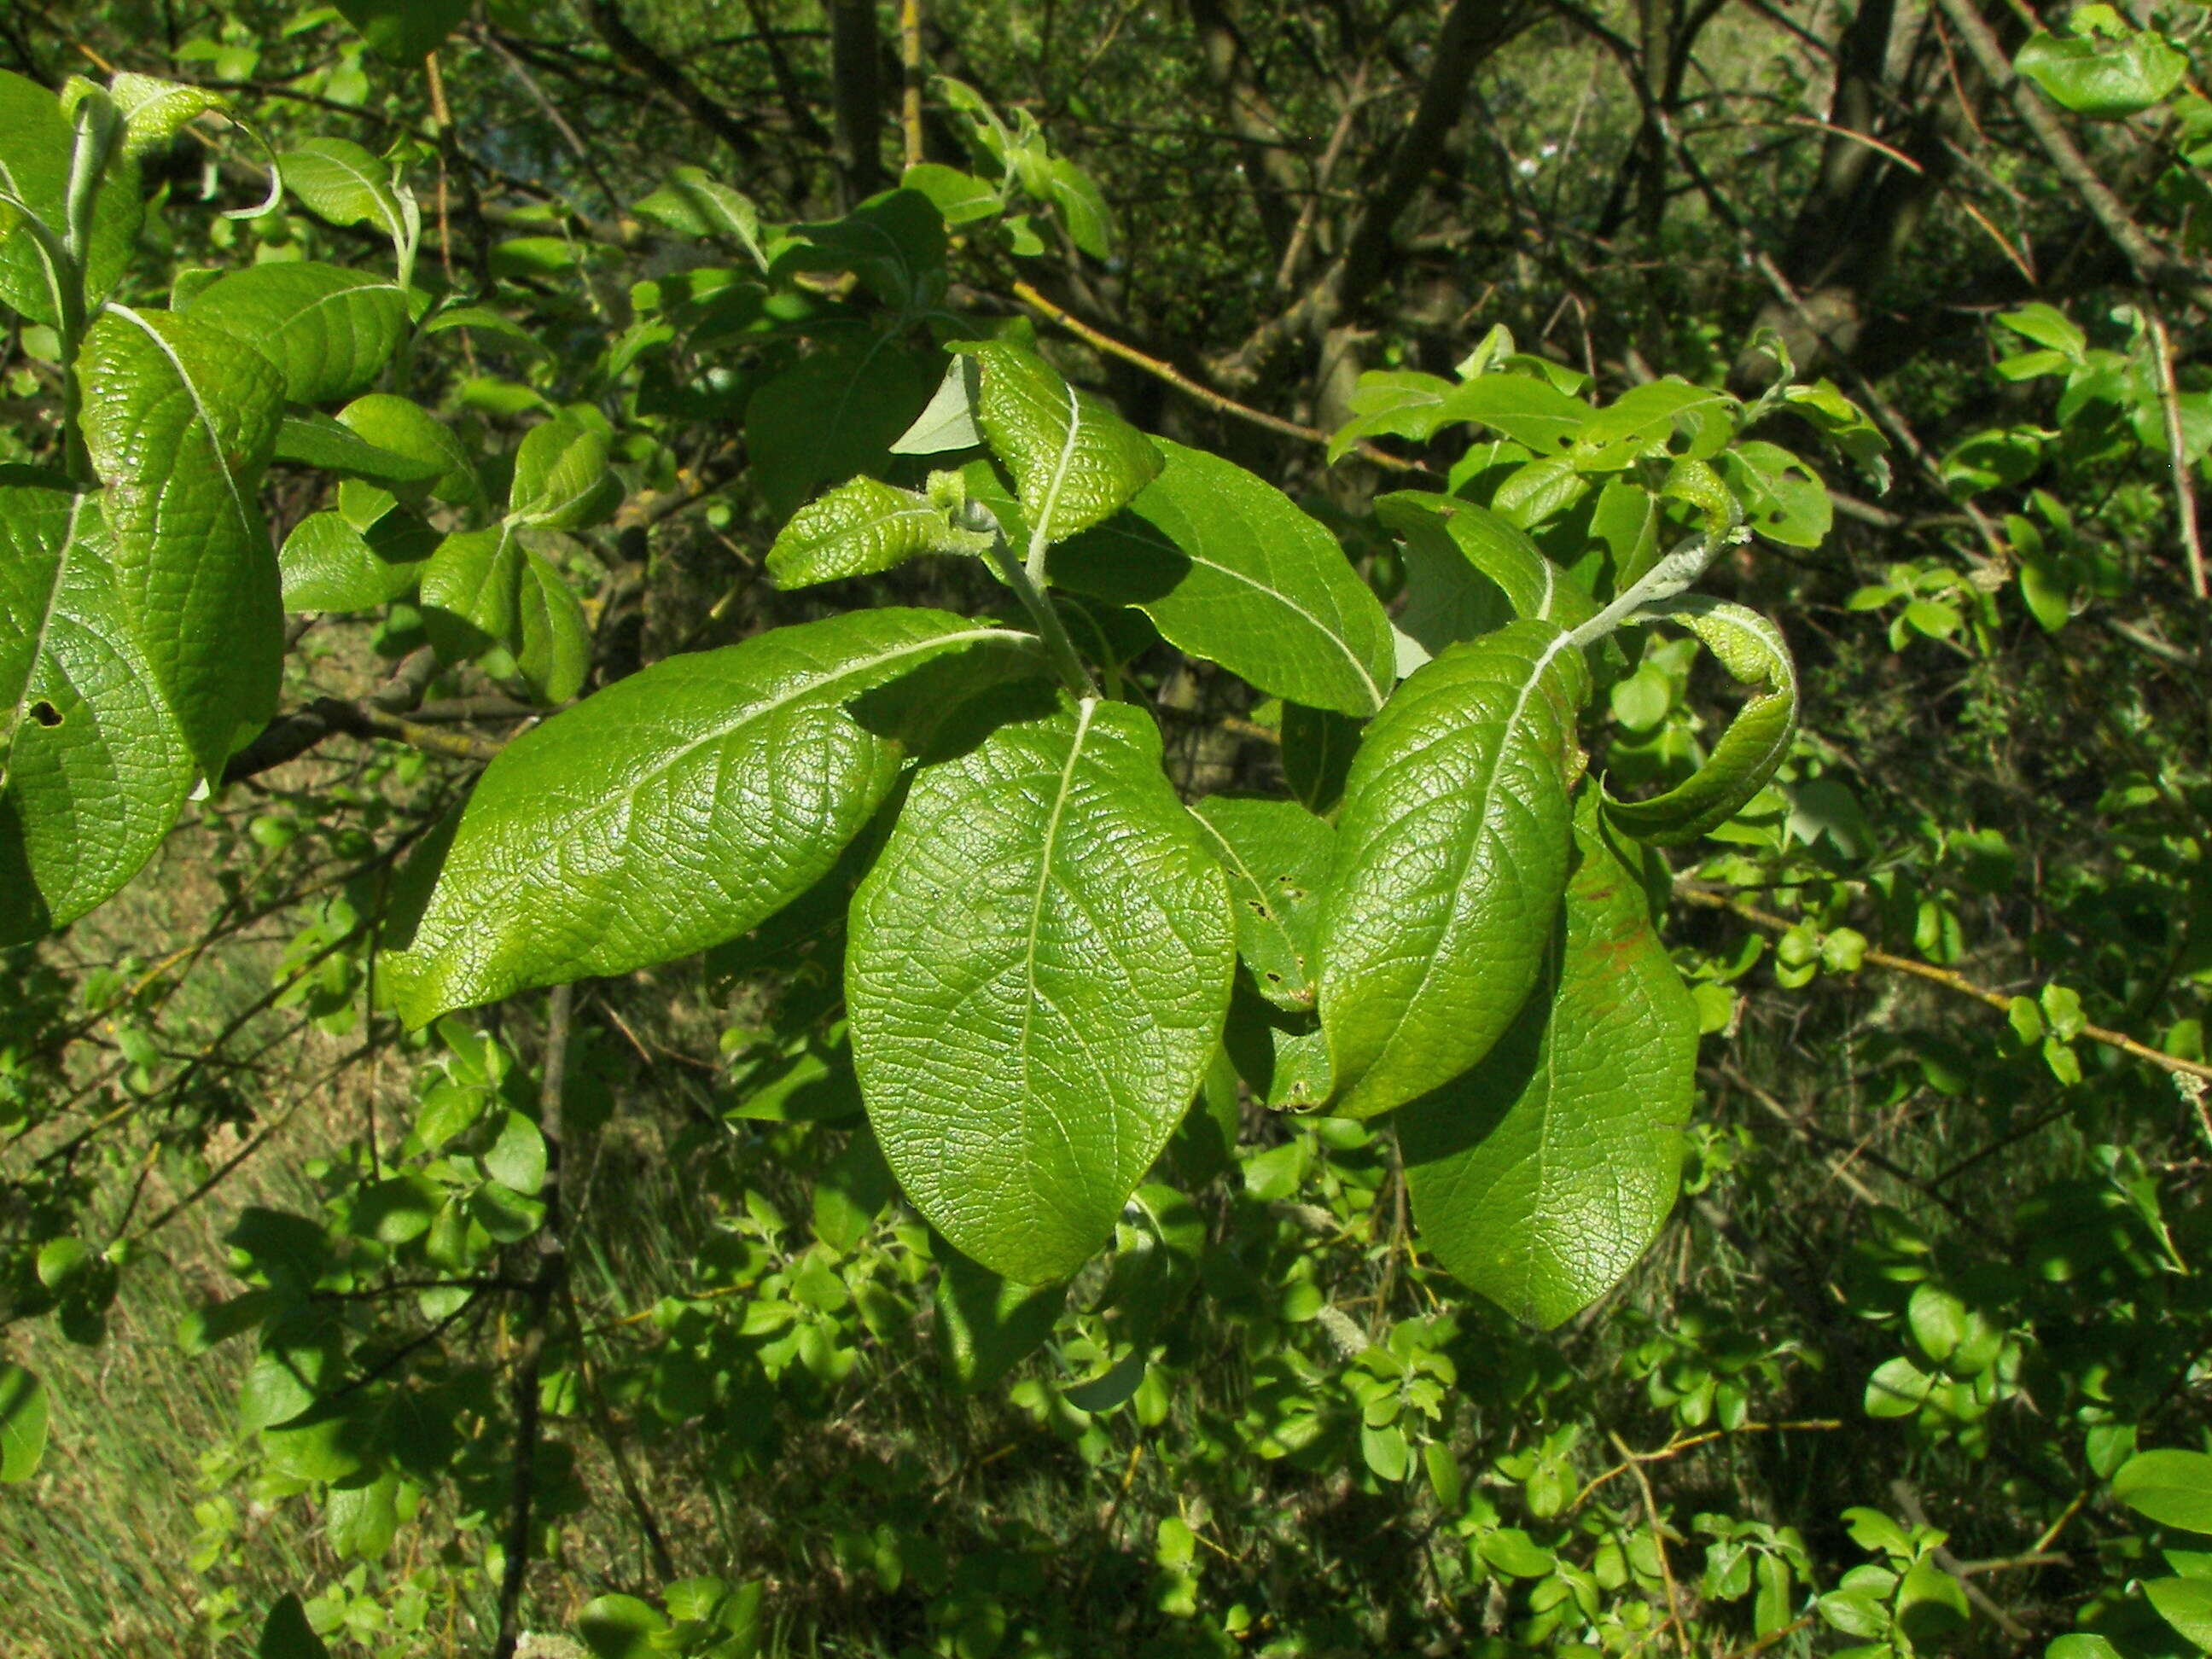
left=1400, top=800, right=1697, bottom=1327
left=746, top=339, right=940, bottom=521
left=509, top=416, right=621, bottom=532
left=271, top=413, right=441, bottom=486
left=1051, top=439, right=1393, bottom=716
left=2115, top=1451, right=2212, bottom=1534
left=1605, top=599, right=1796, bottom=846
left=1317, top=620, right=1589, bottom=1119
left=336, top=393, right=482, bottom=509
left=2146, top=1576, right=2212, bottom=1651
left=280, top=138, right=410, bottom=251
left=1191, top=795, right=1333, bottom=1013
left=385, top=610, right=1039, bottom=1024
left=0, top=69, right=143, bottom=326
left=1376, top=492, right=1595, bottom=661
left=2017, top=27, right=2186, bottom=120
left=1569, top=381, right=1738, bottom=471
left=767, top=476, right=964, bottom=589
left=185, top=262, right=406, bottom=405
left=950, top=341, right=1161, bottom=546
left=418, top=527, right=521, bottom=656
left=278, top=509, right=436, bottom=613
left=0, top=1361, right=49, bottom=1482
left=0, top=480, right=197, bottom=943
left=848, top=693, right=1234, bottom=1284
left=513, top=548, right=590, bottom=705
left=80, top=304, right=286, bottom=779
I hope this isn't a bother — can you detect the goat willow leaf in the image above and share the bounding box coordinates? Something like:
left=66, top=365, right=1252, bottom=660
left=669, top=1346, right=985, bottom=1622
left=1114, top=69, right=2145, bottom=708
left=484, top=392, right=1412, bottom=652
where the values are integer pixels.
left=1377, top=492, right=1595, bottom=657
left=1606, top=599, right=1797, bottom=845
left=769, top=477, right=961, bottom=589
left=1317, top=620, right=1589, bottom=1119
left=1400, top=801, right=1697, bottom=1328
left=281, top=138, right=410, bottom=248
left=386, top=610, right=1037, bottom=1024
left=1053, top=439, right=1394, bottom=716
left=1191, top=795, right=1333, bottom=1012
left=0, top=479, right=195, bottom=944
left=848, top=694, right=1234, bottom=1284
left=81, top=303, right=285, bottom=779
left=185, top=263, right=405, bottom=406
left=0, top=70, right=142, bottom=326
left=278, top=509, right=434, bottom=614
left=951, top=341, right=1161, bottom=544
left=0, top=1362, right=48, bottom=1483
left=509, top=417, right=621, bottom=532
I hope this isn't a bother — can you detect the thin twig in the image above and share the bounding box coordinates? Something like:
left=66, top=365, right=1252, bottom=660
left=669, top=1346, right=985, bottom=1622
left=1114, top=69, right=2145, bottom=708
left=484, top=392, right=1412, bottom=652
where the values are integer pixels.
left=1610, top=1430, right=1691, bottom=1659
left=1677, top=883, right=2212, bottom=1085
left=2146, top=301, right=2209, bottom=601
left=1575, top=1420, right=1846, bottom=1509
left=1009, top=280, right=1430, bottom=474
left=899, top=0, right=925, bottom=170
left=492, top=982, right=576, bottom=1659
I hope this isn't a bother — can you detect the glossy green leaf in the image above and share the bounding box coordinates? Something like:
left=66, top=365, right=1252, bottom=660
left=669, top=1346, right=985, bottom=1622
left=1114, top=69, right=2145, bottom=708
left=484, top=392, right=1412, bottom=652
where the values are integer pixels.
left=336, top=393, right=482, bottom=509
left=185, top=262, right=406, bottom=405
left=1400, top=802, right=1697, bottom=1327
left=333, top=0, right=469, bottom=61
left=1327, top=371, right=1459, bottom=462
left=2115, top=1451, right=2212, bottom=1534
left=281, top=137, right=411, bottom=256
left=2017, top=27, right=2186, bottom=119
left=386, top=610, right=1039, bottom=1023
left=107, top=73, right=232, bottom=157
left=419, top=527, right=521, bottom=658
left=1191, top=795, right=1333, bottom=1012
left=514, top=548, right=590, bottom=704
left=2147, top=1575, right=2212, bottom=1649
left=901, top=162, right=1002, bottom=225
left=0, top=479, right=195, bottom=942
left=1570, top=380, right=1738, bottom=471
left=849, top=693, right=1234, bottom=1283
left=0, top=1362, right=49, bottom=1482
left=278, top=509, right=436, bottom=613
left=0, top=70, right=143, bottom=325
left=1450, top=374, right=1592, bottom=457
left=1376, top=492, right=1595, bottom=659
left=950, top=340, right=1162, bottom=546
left=1041, top=156, right=1113, bottom=256
left=1282, top=703, right=1361, bottom=816
left=635, top=166, right=767, bottom=267
left=271, top=413, right=440, bottom=485
left=1606, top=599, right=1796, bottom=846
left=769, top=477, right=969, bottom=589
left=1719, top=441, right=1831, bottom=547
left=81, top=304, right=286, bottom=778
left=509, top=416, right=621, bottom=533
left=1317, top=620, right=1589, bottom=1119
left=1051, top=439, right=1393, bottom=716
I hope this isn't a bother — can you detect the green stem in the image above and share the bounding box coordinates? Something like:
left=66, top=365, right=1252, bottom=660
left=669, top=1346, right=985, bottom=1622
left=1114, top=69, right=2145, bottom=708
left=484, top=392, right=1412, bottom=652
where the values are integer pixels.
left=54, top=95, right=118, bottom=487
left=981, top=526, right=1097, bottom=699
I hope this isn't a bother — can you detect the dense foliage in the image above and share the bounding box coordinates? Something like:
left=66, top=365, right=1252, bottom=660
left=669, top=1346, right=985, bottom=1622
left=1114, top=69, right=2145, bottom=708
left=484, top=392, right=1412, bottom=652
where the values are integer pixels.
left=2, top=2, right=2210, bottom=1657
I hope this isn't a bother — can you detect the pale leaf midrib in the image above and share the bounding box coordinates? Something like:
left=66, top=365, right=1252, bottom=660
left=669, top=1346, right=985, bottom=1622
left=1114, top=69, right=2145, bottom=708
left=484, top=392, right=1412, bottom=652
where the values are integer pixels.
left=419, top=625, right=1020, bottom=952
left=1356, top=631, right=1574, bottom=1090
